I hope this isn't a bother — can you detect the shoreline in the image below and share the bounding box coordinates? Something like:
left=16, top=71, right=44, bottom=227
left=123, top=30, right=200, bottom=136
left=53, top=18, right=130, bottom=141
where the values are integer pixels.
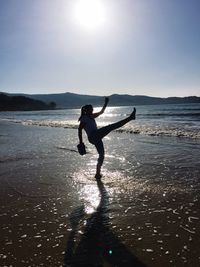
left=1, top=118, right=200, bottom=140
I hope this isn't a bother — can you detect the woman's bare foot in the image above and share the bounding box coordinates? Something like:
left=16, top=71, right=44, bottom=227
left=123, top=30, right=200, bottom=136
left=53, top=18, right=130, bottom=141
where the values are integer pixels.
left=129, top=107, right=136, bottom=119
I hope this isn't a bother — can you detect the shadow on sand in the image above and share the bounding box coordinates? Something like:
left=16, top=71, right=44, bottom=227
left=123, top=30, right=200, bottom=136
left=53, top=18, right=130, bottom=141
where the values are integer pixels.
left=64, top=178, right=146, bottom=267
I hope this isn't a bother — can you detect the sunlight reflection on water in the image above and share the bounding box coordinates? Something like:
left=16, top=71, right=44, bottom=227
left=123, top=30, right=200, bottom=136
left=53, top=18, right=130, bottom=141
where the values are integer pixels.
left=79, top=184, right=100, bottom=214
left=72, top=170, right=102, bottom=214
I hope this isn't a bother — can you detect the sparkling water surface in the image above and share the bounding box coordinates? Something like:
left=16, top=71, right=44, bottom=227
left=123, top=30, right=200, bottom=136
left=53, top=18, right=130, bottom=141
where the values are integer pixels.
left=0, top=103, right=200, bottom=266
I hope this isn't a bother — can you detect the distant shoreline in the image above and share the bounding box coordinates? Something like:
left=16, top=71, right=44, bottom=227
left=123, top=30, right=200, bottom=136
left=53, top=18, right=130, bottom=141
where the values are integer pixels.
left=0, top=93, right=56, bottom=112
left=1, top=91, right=200, bottom=110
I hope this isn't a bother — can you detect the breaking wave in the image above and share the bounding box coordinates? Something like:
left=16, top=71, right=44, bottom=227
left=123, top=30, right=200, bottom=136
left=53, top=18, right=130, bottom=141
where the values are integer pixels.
left=144, top=112, right=200, bottom=117
left=1, top=118, right=200, bottom=140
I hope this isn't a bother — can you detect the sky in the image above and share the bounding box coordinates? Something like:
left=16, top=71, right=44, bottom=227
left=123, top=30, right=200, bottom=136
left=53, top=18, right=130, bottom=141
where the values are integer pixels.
left=0, top=0, right=200, bottom=97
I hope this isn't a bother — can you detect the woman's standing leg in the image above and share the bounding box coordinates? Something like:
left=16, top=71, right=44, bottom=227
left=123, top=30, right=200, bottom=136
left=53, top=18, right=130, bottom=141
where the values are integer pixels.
left=93, top=139, right=105, bottom=179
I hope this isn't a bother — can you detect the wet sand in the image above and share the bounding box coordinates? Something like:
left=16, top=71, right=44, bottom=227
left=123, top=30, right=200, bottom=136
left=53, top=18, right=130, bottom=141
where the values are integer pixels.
left=0, top=121, right=200, bottom=266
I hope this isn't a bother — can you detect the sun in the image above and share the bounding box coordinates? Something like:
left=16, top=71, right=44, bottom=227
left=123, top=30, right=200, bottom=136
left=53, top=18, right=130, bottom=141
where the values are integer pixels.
left=74, top=0, right=106, bottom=30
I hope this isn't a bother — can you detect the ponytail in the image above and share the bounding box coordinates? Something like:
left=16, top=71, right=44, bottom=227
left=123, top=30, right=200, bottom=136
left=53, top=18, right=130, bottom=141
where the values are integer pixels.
left=78, top=106, right=86, bottom=121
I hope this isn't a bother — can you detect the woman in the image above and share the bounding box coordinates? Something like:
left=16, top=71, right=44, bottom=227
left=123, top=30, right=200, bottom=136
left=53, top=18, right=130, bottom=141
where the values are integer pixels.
left=78, top=97, right=136, bottom=179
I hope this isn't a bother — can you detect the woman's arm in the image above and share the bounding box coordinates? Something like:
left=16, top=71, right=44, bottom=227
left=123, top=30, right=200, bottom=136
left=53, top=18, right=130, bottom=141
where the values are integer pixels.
left=92, top=97, right=109, bottom=119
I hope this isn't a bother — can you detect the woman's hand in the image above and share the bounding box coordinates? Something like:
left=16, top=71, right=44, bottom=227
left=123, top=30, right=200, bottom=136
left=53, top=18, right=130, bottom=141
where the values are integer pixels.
left=105, top=97, right=109, bottom=105
left=92, top=97, right=109, bottom=118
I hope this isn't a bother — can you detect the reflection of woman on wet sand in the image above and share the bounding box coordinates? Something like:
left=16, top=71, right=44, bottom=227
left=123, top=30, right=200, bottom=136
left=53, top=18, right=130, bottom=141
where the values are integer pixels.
left=78, top=97, right=136, bottom=179
left=64, top=179, right=146, bottom=267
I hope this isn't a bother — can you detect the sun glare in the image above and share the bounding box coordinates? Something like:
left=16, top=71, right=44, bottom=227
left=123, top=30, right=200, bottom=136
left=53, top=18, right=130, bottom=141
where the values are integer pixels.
left=74, top=0, right=106, bottom=30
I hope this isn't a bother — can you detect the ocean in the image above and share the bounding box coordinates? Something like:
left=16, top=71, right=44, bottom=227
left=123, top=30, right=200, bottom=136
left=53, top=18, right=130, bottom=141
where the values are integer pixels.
left=1, top=103, right=200, bottom=139
left=0, top=103, right=200, bottom=266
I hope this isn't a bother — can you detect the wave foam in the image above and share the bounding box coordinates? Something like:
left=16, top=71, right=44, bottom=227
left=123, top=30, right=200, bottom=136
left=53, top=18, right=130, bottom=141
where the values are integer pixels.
left=1, top=118, right=200, bottom=139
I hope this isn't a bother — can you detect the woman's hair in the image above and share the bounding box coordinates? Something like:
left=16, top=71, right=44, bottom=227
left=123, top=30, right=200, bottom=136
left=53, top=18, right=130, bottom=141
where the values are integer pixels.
left=78, top=105, right=93, bottom=121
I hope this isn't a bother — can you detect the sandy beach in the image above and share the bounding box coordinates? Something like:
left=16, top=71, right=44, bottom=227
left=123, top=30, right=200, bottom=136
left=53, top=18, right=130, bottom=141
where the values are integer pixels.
left=0, top=120, right=200, bottom=267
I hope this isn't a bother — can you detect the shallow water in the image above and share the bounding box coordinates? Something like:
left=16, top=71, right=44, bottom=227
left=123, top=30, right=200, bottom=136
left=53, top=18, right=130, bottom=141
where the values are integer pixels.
left=0, top=110, right=200, bottom=266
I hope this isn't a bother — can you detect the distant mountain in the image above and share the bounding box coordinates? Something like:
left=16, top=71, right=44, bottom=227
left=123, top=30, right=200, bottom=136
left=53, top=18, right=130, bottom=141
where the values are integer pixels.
left=0, top=93, right=56, bottom=111
left=1, top=92, right=200, bottom=109
left=109, top=94, right=200, bottom=106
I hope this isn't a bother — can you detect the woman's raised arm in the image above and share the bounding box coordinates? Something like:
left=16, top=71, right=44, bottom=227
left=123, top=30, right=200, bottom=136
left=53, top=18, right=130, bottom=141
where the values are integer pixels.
left=92, top=97, right=109, bottom=118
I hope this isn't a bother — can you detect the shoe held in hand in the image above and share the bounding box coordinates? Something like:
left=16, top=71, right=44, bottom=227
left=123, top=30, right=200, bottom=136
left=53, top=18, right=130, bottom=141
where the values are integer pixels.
left=77, top=143, right=86, bottom=155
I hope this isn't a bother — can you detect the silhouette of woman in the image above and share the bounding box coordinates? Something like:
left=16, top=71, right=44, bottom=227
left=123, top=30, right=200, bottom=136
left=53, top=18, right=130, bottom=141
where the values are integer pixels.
left=78, top=97, right=136, bottom=179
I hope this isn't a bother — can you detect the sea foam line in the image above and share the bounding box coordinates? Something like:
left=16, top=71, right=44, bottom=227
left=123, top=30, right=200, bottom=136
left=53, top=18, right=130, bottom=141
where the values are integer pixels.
left=1, top=118, right=200, bottom=139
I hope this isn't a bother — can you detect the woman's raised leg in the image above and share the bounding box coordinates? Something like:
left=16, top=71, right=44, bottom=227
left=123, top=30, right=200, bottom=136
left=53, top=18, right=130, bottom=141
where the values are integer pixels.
left=97, top=107, right=136, bottom=139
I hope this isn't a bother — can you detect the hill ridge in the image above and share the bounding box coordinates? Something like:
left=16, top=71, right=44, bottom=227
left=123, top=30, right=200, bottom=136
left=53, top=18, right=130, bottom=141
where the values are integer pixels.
left=1, top=92, right=199, bottom=109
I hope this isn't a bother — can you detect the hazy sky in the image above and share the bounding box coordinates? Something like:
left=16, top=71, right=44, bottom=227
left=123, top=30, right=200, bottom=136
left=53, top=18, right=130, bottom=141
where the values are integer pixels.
left=0, top=0, right=200, bottom=97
